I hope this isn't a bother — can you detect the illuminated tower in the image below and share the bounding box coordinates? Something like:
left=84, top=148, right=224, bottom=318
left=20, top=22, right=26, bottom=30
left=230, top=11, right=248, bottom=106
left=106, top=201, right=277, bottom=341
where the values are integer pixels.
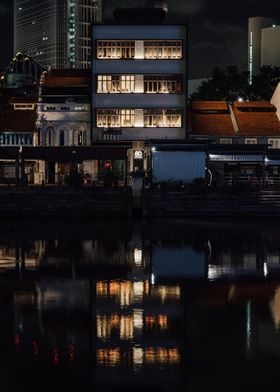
left=14, top=0, right=102, bottom=69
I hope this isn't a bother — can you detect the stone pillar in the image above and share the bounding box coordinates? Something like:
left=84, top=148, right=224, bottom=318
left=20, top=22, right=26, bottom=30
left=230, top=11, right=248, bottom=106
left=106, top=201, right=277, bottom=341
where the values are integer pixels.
left=34, top=160, right=46, bottom=185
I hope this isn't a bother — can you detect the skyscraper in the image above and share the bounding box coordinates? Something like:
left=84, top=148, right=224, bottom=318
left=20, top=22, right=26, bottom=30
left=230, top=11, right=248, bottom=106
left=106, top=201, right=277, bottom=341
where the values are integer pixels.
left=14, top=0, right=102, bottom=69
left=248, top=17, right=279, bottom=84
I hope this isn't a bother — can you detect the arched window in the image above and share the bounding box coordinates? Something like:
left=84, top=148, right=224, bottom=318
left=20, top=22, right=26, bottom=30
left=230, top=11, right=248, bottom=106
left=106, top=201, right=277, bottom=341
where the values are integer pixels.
left=46, top=127, right=53, bottom=146
left=59, top=130, right=65, bottom=146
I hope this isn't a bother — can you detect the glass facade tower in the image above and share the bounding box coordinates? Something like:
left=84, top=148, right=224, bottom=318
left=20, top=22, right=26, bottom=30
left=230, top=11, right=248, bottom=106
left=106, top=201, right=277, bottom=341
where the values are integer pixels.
left=14, top=0, right=102, bottom=69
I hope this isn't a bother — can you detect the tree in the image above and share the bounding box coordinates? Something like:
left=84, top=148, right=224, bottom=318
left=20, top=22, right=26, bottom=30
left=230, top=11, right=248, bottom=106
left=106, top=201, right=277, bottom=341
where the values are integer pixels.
left=191, top=65, right=280, bottom=101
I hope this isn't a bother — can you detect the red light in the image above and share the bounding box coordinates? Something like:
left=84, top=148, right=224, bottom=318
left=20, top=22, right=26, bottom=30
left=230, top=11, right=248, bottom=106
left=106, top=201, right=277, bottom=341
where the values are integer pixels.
left=14, top=334, right=20, bottom=350
left=32, top=341, right=39, bottom=358
left=53, top=348, right=59, bottom=366
left=68, top=343, right=75, bottom=365
left=104, top=161, right=111, bottom=169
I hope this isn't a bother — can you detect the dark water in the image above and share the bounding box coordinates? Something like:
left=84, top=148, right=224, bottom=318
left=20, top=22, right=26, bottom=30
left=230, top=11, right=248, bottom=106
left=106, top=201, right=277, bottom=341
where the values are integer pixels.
left=1, top=219, right=280, bottom=391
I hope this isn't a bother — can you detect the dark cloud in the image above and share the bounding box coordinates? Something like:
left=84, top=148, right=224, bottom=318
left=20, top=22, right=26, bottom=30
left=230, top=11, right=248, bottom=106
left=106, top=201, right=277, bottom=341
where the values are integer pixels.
left=1, top=0, right=280, bottom=77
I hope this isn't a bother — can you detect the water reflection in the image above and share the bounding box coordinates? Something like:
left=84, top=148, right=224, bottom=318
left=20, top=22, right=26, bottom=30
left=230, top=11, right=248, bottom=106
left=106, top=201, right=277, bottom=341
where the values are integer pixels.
left=1, top=221, right=280, bottom=390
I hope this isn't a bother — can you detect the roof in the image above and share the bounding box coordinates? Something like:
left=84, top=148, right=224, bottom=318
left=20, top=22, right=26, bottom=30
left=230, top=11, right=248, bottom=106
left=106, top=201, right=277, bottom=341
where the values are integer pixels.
left=9, top=96, right=38, bottom=104
left=189, top=101, right=280, bottom=137
left=41, top=69, right=91, bottom=87
left=0, top=106, right=37, bottom=132
left=190, top=101, right=235, bottom=136
left=233, top=101, right=280, bottom=136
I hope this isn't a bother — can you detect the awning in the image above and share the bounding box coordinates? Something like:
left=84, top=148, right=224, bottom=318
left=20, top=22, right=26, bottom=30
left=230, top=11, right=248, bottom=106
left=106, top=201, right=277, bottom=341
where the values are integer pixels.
left=265, top=159, right=280, bottom=166
left=209, top=154, right=263, bottom=162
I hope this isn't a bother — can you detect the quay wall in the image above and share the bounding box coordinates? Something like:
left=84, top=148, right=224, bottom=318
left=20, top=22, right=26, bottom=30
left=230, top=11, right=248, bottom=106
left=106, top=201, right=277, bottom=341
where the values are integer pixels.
left=142, top=188, right=280, bottom=218
left=0, top=187, right=280, bottom=218
left=0, top=188, right=132, bottom=218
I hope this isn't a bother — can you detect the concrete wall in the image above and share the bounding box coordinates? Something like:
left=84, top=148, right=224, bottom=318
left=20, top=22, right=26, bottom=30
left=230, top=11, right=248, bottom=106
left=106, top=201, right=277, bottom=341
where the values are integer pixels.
left=261, top=26, right=280, bottom=67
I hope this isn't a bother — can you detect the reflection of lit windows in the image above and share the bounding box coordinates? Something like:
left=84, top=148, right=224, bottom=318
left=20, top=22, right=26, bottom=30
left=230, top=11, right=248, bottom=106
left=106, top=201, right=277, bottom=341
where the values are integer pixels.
left=97, top=348, right=121, bottom=367
left=120, top=315, right=134, bottom=340
left=133, top=247, right=143, bottom=266
left=96, top=281, right=134, bottom=306
left=96, top=281, right=108, bottom=296
left=133, top=282, right=144, bottom=303
left=144, top=348, right=180, bottom=365
left=133, top=310, right=143, bottom=330
left=145, top=314, right=168, bottom=330
left=96, top=314, right=120, bottom=340
left=133, top=347, right=143, bottom=367
left=150, top=285, right=181, bottom=304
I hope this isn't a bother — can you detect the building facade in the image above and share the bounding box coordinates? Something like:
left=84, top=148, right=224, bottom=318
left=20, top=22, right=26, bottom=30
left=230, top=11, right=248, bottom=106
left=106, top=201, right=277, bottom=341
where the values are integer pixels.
left=14, top=0, right=102, bottom=69
left=36, top=69, right=92, bottom=183
left=92, top=21, right=188, bottom=173
left=248, top=17, right=280, bottom=83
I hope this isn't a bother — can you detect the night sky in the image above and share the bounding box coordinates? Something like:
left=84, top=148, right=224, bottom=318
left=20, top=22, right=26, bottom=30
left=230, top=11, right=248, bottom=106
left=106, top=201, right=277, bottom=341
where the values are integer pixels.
left=1, top=0, right=280, bottom=78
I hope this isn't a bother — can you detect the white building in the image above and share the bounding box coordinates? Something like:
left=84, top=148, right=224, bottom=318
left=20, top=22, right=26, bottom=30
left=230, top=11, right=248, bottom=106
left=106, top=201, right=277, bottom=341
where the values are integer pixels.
left=248, top=17, right=280, bottom=83
left=261, top=25, right=280, bottom=68
left=36, top=69, right=93, bottom=183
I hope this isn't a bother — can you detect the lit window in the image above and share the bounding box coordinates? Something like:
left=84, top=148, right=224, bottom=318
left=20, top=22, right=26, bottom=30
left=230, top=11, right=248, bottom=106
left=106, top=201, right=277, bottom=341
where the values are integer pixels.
left=220, top=138, right=232, bottom=144
left=268, top=138, right=280, bottom=149
left=245, top=138, right=257, bottom=144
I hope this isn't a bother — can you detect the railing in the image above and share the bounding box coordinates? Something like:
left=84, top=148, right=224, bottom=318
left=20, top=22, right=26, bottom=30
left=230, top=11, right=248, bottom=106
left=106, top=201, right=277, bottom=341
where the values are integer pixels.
left=223, top=174, right=280, bottom=186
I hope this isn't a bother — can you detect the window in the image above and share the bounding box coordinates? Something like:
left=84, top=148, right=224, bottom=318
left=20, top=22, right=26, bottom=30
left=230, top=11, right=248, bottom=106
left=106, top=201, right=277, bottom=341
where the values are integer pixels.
left=245, top=138, right=257, bottom=144
left=59, top=130, right=65, bottom=146
left=144, top=75, right=182, bottom=93
left=144, top=109, right=182, bottom=128
left=97, top=40, right=135, bottom=59
left=220, top=138, right=232, bottom=144
left=96, top=40, right=182, bottom=60
left=96, top=109, right=182, bottom=128
left=268, top=138, right=280, bottom=149
left=97, top=75, right=135, bottom=93
left=97, top=75, right=182, bottom=94
left=14, top=103, right=34, bottom=110
left=144, top=40, right=182, bottom=59
left=97, top=109, right=135, bottom=128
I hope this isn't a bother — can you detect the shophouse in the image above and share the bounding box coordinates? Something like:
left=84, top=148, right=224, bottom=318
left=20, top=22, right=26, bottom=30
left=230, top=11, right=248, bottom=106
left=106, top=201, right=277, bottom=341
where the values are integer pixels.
left=92, top=8, right=188, bottom=174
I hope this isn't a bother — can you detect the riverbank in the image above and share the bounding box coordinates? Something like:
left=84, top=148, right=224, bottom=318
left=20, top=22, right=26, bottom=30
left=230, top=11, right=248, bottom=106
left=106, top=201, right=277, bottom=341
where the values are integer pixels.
left=0, top=186, right=280, bottom=218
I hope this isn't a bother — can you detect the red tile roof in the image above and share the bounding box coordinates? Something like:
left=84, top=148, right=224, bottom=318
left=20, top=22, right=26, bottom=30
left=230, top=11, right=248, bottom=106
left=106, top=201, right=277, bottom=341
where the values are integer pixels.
left=0, top=106, right=37, bottom=133
left=190, top=101, right=235, bottom=136
left=233, top=102, right=280, bottom=136
left=41, top=69, right=91, bottom=87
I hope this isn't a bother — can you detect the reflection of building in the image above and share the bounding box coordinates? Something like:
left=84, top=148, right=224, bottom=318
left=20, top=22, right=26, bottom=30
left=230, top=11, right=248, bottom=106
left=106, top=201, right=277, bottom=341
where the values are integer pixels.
left=14, top=0, right=102, bottom=69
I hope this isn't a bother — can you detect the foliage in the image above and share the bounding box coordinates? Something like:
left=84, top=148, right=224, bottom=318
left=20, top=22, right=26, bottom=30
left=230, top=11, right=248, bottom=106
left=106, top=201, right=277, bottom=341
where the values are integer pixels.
left=191, top=65, right=280, bottom=101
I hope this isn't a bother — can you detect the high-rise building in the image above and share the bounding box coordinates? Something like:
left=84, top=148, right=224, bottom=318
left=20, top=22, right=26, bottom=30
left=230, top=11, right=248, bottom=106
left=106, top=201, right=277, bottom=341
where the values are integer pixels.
left=14, top=0, right=102, bottom=69
left=248, top=17, right=279, bottom=84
